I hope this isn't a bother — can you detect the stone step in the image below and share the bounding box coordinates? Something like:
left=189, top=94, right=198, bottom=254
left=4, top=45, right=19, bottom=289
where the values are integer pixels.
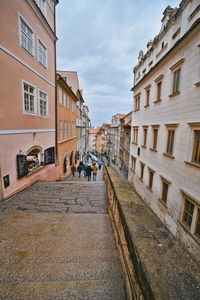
left=0, top=249, right=119, bottom=264
left=0, top=279, right=125, bottom=300
left=0, top=261, right=123, bottom=283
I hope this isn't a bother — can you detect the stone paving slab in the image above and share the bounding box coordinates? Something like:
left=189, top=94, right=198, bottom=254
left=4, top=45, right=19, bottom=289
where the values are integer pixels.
left=0, top=280, right=125, bottom=300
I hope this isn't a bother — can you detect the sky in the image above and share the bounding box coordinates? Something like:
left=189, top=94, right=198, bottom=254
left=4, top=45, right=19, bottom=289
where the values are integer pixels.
left=56, top=0, right=181, bottom=127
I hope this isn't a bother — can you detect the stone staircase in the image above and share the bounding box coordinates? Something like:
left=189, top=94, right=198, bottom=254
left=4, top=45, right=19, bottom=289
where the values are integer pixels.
left=0, top=181, right=126, bottom=299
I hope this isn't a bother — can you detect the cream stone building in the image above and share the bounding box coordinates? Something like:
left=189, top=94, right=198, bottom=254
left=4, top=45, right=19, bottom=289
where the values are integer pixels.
left=0, top=0, right=59, bottom=200
left=110, top=114, right=125, bottom=164
left=129, top=0, right=200, bottom=260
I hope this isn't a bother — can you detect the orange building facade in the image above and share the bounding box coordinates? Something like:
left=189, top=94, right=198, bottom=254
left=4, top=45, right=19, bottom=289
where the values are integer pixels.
left=56, top=74, right=78, bottom=180
left=0, top=0, right=59, bottom=200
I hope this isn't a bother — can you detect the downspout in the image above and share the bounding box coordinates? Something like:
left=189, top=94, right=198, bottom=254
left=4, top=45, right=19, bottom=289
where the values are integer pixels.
left=54, top=1, right=58, bottom=166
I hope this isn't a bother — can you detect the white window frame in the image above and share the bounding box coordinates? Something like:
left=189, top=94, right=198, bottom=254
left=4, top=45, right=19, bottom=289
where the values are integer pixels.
left=67, top=95, right=70, bottom=109
left=64, top=121, right=67, bottom=138
left=38, top=89, right=48, bottom=117
left=68, top=122, right=70, bottom=137
left=59, top=88, right=62, bottom=105
left=59, top=120, right=63, bottom=140
left=37, top=36, right=48, bottom=68
left=22, top=80, right=37, bottom=115
left=63, top=93, right=66, bottom=107
left=38, top=0, right=46, bottom=16
left=18, top=12, right=35, bottom=57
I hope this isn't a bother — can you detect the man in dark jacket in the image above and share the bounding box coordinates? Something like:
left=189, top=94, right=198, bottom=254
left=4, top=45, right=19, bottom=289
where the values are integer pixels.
left=86, top=164, right=92, bottom=181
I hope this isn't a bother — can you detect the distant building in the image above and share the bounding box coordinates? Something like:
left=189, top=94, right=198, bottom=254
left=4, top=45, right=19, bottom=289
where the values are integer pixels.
left=89, top=128, right=99, bottom=153
left=57, top=71, right=90, bottom=162
left=0, top=0, right=59, bottom=200
left=110, top=114, right=126, bottom=164
left=56, top=73, right=78, bottom=179
left=118, top=112, right=132, bottom=179
left=129, top=0, right=200, bottom=261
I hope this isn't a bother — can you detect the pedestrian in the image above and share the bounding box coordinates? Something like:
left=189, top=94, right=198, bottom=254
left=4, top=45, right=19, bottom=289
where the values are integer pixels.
left=92, top=162, right=98, bottom=181
left=71, top=164, right=76, bottom=177
left=83, top=163, right=88, bottom=177
left=86, top=164, right=92, bottom=181
left=98, top=160, right=103, bottom=170
left=77, top=164, right=82, bottom=178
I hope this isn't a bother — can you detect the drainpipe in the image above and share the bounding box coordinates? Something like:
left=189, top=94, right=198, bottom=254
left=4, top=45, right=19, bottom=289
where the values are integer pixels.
left=54, top=1, right=59, bottom=166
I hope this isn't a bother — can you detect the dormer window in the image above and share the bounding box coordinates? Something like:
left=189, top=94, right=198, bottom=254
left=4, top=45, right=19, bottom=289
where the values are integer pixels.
left=162, top=42, right=165, bottom=49
left=38, top=0, right=46, bottom=16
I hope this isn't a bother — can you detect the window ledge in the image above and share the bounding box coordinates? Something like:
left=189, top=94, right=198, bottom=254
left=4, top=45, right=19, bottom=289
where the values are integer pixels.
left=27, top=165, right=44, bottom=176
left=132, top=142, right=138, bottom=145
left=150, top=148, right=157, bottom=152
left=141, top=145, right=147, bottom=149
left=153, top=99, right=161, bottom=104
left=168, top=91, right=181, bottom=98
left=163, top=152, right=175, bottom=159
left=144, top=104, right=150, bottom=108
left=177, top=219, right=200, bottom=246
left=58, top=136, right=77, bottom=144
left=195, top=81, right=200, bottom=87
left=146, top=186, right=153, bottom=193
left=130, top=168, right=136, bottom=174
left=158, top=198, right=168, bottom=209
left=139, top=178, right=143, bottom=183
left=134, top=109, right=140, bottom=112
left=184, top=161, right=200, bottom=169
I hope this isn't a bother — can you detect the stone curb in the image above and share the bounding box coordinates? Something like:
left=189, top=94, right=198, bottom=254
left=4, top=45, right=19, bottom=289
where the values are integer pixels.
left=105, top=166, right=200, bottom=300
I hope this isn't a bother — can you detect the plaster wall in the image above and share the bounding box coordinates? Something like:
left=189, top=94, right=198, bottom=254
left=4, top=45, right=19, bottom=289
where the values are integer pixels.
left=129, top=22, right=200, bottom=258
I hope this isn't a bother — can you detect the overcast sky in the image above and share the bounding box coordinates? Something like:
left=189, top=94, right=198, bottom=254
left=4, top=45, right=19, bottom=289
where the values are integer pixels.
left=56, top=0, right=180, bottom=127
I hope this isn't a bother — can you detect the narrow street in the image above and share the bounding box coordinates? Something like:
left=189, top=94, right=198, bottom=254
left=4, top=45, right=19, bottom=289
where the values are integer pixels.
left=0, top=167, right=126, bottom=299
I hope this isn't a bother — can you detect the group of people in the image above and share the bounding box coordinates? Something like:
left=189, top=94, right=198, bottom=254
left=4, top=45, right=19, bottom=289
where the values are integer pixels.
left=70, top=160, right=103, bottom=181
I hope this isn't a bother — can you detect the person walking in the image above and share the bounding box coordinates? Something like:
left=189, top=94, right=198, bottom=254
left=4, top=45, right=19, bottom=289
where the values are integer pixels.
left=70, top=164, right=76, bottom=177
left=86, top=164, right=92, bottom=181
left=92, top=162, right=98, bottom=181
left=98, top=160, right=103, bottom=170
left=77, top=164, right=82, bottom=178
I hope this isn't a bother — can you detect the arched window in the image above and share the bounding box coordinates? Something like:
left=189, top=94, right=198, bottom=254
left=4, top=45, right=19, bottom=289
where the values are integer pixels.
left=26, top=146, right=43, bottom=171
left=64, top=154, right=69, bottom=173
left=70, top=151, right=73, bottom=166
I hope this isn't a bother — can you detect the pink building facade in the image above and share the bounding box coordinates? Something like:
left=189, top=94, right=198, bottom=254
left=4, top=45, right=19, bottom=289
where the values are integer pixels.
left=0, top=0, right=59, bottom=200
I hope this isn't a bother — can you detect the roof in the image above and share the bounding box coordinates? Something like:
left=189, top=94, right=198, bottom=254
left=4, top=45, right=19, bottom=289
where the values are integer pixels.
left=89, top=128, right=99, bottom=134
left=118, top=114, right=126, bottom=119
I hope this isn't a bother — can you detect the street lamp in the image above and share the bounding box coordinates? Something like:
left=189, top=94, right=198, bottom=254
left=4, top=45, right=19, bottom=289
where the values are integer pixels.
left=107, top=136, right=112, bottom=167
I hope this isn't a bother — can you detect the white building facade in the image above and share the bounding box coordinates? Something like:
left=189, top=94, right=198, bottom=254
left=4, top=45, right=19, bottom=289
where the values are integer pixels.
left=129, top=0, right=200, bottom=261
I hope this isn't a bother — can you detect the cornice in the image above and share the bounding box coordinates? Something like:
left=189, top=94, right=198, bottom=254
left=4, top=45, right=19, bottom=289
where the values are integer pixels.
left=26, top=0, right=57, bottom=41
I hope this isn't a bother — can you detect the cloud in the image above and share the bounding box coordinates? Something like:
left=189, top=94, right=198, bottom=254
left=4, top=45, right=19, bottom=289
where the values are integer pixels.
left=56, top=0, right=181, bottom=126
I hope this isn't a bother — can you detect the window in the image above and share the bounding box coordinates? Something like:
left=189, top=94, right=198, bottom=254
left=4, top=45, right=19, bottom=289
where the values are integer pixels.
left=44, top=147, right=55, bottom=165
left=140, top=162, right=145, bottom=181
left=166, top=130, right=175, bottom=155
left=72, top=101, right=73, bottom=112
left=74, top=123, right=76, bottom=136
left=154, top=74, right=164, bottom=103
left=67, top=96, right=69, bottom=109
left=134, top=94, right=140, bottom=111
left=68, top=122, right=70, bottom=137
left=39, top=90, right=48, bottom=117
left=159, top=176, right=171, bottom=205
left=38, top=0, right=46, bottom=15
left=72, top=122, right=73, bottom=136
left=183, top=198, right=194, bottom=228
left=169, top=59, right=184, bottom=97
left=173, top=68, right=181, bottom=94
left=38, top=39, right=47, bottom=68
left=59, top=120, right=63, bottom=140
left=131, top=156, right=136, bottom=173
left=192, top=130, right=200, bottom=165
left=151, top=125, right=159, bottom=151
left=64, top=121, right=67, bottom=138
left=148, top=168, right=155, bottom=191
left=59, top=88, right=62, bottom=105
left=23, top=81, right=36, bottom=114
left=195, top=209, right=200, bottom=238
left=142, top=126, right=148, bottom=147
left=19, top=15, right=34, bottom=56
left=63, top=93, right=66, bottom=107
left=146, top=90, right=150, bottom=106
left=132, top=127, right=138, bottom=144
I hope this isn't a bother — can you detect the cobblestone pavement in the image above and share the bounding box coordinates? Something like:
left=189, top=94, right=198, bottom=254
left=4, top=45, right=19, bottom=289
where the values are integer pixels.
left=0, top=167, right=126, bottom=299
